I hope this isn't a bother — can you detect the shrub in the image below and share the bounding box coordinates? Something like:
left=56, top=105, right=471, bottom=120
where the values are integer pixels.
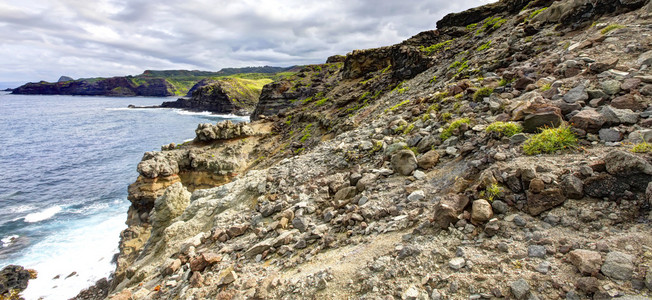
left=483, top=183, right=503, bottom=202
left=540, top=83, right=551, bottom=91
left=499, top=78, right=515, bottom=86
left=441, top=118, right=471, bottom=141
left=486, top=121, right=522, bottom=137
left=601, top=24, right=625, bottom=34
left=473, top=87, right=493, bottom=102
left=522, top=126, right=577, bottom=155
left=631, top=141, right=652, bottom=153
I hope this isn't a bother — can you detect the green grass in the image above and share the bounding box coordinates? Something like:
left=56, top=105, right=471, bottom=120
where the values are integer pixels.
left=523, top=126, right=577, bottom=155
left=540, top=83, right=551, bottom=91
left=499, top=78, right=515, bottom=86
left=473, top=87, right=493, bottom=102
left=601, top=24, right=625, bottom=34
left=449, top=59, right=469, bottom=74
left=419, top=40, right=453, bottom=56
left=483, top=183, right=503, bottom=202
left=392, top=81, right=409, bottom=94
left=486, top=121, right=522, bottom=137
left=631, top=141, right=652, bottom=153
left=314, top=97, right=328, bottom=106
left=476, top=41, right=492, bottom=52
left=527, top=7, right=548, bottom=21
left=386, top=99, right=410, bottom=112
left=441, top=118, right=471, bottom=141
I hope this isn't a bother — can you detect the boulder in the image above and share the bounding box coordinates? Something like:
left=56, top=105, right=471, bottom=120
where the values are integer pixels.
left=137, top=152, right=180, bottom=179
left=605, top=150, right=652, bottom=176
left=433, top=194, right=469, bottom=229
left=563, top=84, right=589, bottom=103
left=526, top=188, right=565, bottom=216
left=599, top=128, right=624, bottom=142
left=417, top=150, right=440, bottom=169
left=568, top=249, right=602, bottom=275
left=391, top=150, right=418, bottom=176
left=601, top=251, right=634, bottom=280
left=569, top=109, right=606, bottom=133
left=600, top=105, right=640, bottom=125
left=560, top=174, right=584, bottom=199
left=151, top=183, right=191, bottom=230
left=195, top=121, right=254, bottom=141
left=0, top=265, right=35, bottom=296
left=601, top=80, right=621, bottom=95
left=510, top=279, right=530, bottom=300
left=471, top=199, right=493, bottom=224
left=611, top=94, right=645, bottom=111
left=522, top=111, right=563, bottom=133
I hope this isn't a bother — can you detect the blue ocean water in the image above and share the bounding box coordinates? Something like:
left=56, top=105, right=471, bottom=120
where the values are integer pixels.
left=0, top=93, right=246, bottom=299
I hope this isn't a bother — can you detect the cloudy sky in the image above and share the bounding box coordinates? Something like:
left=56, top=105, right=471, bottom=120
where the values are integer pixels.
left=0, top=0, right=495, bottom=84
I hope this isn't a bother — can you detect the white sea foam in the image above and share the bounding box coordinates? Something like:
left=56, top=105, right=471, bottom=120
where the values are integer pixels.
left=1, top=235, right=19, bottom=248
left=174, top=109, right=249, bottom=120
left=23, top=206, right=62, bottom=223
left=8, top=204, right=36, bottom=214
left=16, top=207, right=127, bottom=300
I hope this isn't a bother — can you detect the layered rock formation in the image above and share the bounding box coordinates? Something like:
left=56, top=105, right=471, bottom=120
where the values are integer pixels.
left=94, top=0, right=652, bottom=299
left=11, top=77, right=175, bottom=97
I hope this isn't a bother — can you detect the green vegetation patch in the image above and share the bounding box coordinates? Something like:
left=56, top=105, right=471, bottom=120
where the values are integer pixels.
left=486, top=121, right=522, bottom=137
left=528, top=7, right=548, bottom=20
left=523, top=126, right=577, bottom=155
left=392, top=81, right=409, bottom=94
left=601, top=24, right=625, bottom=34
left=441, top=118, right=471, bottom=141
left=419, top=40, right=453, bottom=56
left=476, top=41, right=492, bottom=52
left=631, top=141, right=652, bottom=153
left=473, top=87, right=493, bottom=102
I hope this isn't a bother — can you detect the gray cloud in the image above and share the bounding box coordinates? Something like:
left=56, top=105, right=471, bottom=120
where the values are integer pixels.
left=0, top=0, right=495, bottom=83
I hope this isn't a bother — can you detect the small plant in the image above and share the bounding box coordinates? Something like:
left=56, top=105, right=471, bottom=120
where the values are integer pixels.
left=381, top=65, right=392, bottom=73
left=314, top=97, right=328, bottom=106
left=522, top=126, right=577, bottom=155
left=419, top=40, right=454, bottom=56
left=371, top=140, right=383, bottom=152
left=473, top=87, right=493, bottom=102
left=466, top=23, right=478, bottom=30
left=392, top=81, right=409, bottom=94
left=441, top=118, right=471, bottom=141
left=631, top=140, right=652, bottom=153
left=526, top=7, right=548, bottom=22
left=429, top=75, right=438, bottom=84
left=477, top=41, right=492, bottom=52
left=499, top=78, right=515, bottom=86
left=540, top=83, right=552, bottom=91
left=403, top=123, right=415, bottom=135
left=484, top=183, right=504, bottom=202
left=486, top=121, right=522, bottom=138
left=386, top=99, right=410, bottom=112
left=285, top=116, right=292, bottom=126
left=601, top=24, right=625, bottom=34
left=427, top=103, right=440, bottom=113
left=440, top=112, right=452, bottom=122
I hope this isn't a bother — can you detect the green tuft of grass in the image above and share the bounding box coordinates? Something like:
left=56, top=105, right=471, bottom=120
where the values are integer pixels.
left=631, top=141, right=652, bottom=153
left=540, top=83, right=552, bottom=91
left=484, top=183, right=503, bottom=202
left=403, top=123, right=415, bottom=135
left=314, top=97, right=328, bottom=106
left=601, top=24, right=625, bottom=34
left=477, top=41, right=492, bottom=52
left=386, top=99, right=410, bottom=112
left=486, top=121, right=522, bottom=137
left=441, top=118, right=471, bottom=141
left=473, top=87, right=493, bottom=102
left=527, top=7, right=548, bottom=21
left=439, top=112, right=452, bottom=122
left=522, top=126, right=577, bottom=155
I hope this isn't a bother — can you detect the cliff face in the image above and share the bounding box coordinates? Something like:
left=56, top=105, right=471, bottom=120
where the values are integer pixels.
left=95, top=0, right=652, bottom=299
left=160, top=78, right=268, bottom=115
left=11, top=77, right=174, bottom=97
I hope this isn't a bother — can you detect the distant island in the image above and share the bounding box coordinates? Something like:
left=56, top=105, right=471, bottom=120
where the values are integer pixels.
left=10, top=66, right=297, bottom=97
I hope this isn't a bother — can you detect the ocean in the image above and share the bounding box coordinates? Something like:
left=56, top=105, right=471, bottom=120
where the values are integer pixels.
left=0, top=92, right=246, bottom=299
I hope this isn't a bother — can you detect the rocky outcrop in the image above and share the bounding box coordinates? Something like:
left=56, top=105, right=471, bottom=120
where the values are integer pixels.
left=11, top=77, right=175, bottom=97
left=0, top=265, right=36, bottom=299
left=160, top=79, right=262, bottom=115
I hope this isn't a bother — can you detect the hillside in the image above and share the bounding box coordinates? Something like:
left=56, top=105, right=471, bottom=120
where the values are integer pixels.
left=10, top=66, right=295, bottom=97
left=73, top=0, right=652, bottom=299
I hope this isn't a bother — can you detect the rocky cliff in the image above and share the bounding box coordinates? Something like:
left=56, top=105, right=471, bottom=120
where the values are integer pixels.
left=88, top=0, right=652, bottom=299
left=159, top=78, right=270, bottom=115
left=11, top=77, right=175, bottom=97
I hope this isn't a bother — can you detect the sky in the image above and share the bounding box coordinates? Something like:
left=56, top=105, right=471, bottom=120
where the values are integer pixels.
left=0, top=0, right=495, bottom=84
